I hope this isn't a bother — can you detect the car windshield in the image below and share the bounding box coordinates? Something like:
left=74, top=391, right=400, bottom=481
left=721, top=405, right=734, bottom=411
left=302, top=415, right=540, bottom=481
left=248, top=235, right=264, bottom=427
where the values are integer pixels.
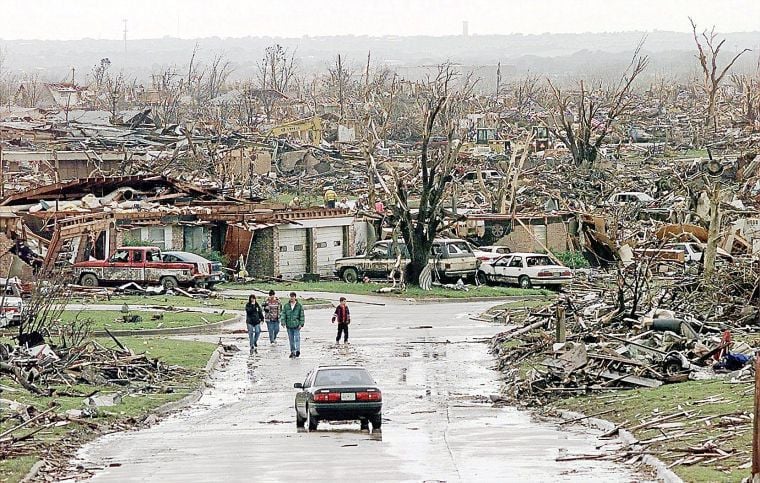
left=314, top=368, right=375, bottom=387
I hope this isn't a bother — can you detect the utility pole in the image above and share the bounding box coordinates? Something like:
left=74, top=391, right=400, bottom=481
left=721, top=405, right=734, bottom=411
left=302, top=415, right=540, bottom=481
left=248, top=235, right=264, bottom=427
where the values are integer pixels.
left=753, top=356, right=760, bottom=482
left=123, top=19, right=128, bottom=54
left=65, top=67, right=75, bottom=124
left=496, top=62, right=501, bottom=97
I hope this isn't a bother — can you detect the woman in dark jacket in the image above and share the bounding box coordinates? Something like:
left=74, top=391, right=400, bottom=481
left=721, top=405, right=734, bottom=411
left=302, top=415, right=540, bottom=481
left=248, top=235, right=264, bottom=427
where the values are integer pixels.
left=245, top=294, right=264, bottom=354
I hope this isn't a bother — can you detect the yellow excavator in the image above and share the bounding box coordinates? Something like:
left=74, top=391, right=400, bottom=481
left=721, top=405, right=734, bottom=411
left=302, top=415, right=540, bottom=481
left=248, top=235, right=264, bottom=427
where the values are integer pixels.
left=265, top=116, right=323, bottom=144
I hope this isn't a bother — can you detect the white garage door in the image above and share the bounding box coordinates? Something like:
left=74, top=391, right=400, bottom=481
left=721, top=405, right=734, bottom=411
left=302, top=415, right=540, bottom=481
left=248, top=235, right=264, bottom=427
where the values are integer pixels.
left=315, top=227, right=344, bottom=276
left=278, top=228, right=307, bottom=279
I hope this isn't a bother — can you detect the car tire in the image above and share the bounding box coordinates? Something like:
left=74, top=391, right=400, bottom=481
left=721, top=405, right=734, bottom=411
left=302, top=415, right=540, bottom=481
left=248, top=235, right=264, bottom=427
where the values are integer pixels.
left=360, top=419, right=369, bottom=431
left=342, top=267, right=359, bottom=283
left=295, top=406, right=306, bottom=428
left=475, top=270, right=489, bottom=286
left=370, top=413, right=382, bottom=430
left=307, top=405, right=319, bottom=431
left=161, top=276, right=179, bottom=290
left=518, top=275, right=532, bottom=289
left=80, top=273, right=99, bottom=287
left=206, top=283, right=217, bottom=291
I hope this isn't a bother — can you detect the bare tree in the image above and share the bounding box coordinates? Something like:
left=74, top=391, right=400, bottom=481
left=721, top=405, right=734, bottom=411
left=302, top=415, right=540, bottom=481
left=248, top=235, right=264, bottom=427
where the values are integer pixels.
left=150, top=67, right=184, bottom=127
left=257, top=44, right=297, bottom=119
left=388, top=64, right=477, bottom=285
left=731, top=72, right=760, bottom=125
left=545, top=41, right=649, bottom=166
left=326, top=54, right=352, bottom=120
left=104, top=71, right=126, bottom=122
left=18, top=73, right=43, bottom=108
left=690, top=17, right=751, bottom=131
left=204, top=52, right=233, bottom=101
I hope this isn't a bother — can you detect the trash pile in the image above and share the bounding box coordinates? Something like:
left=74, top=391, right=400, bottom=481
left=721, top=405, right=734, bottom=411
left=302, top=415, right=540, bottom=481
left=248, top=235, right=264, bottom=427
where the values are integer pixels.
left=0, top=334, right=200, bottom=464
left=490, top=256, right=760, bottom=406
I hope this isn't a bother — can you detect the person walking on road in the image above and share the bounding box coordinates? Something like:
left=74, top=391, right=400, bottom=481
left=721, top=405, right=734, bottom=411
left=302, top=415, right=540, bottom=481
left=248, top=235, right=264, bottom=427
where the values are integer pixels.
left=332, top=297, right=351, bottom=345
left=263, top=290, right=280, bottom=344
left=281, top=292, right=305, bottom=358
left=245, top=294, right=264, bottom=355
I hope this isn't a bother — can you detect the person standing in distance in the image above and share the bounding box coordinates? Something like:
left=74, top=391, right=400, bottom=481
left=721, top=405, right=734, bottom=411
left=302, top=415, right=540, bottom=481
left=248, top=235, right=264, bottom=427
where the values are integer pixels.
left=281, top=292, right=305, bottom=358
left=332, top=297, right=351, bottom=345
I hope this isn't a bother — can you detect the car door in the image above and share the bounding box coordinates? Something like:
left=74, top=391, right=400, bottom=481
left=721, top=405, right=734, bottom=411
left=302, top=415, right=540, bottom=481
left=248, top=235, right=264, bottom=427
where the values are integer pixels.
left=504, top=255, right=524, bottom=284
left=131, top=249, right=147, bottom=282
left=104, top=248, right=132, bottom=282
left=490, top=255, right=511, bottom=282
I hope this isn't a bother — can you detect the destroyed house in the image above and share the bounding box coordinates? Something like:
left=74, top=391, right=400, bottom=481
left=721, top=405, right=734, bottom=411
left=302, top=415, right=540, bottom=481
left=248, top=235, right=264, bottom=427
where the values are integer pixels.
left=457, top=213, right=575, bottom=253
left=0, top=175, right=355, bottom=280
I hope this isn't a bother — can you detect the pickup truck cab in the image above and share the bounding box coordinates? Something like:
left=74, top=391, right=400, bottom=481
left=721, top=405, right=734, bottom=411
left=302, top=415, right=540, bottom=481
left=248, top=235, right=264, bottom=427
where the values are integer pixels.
left=335, top=238, right=480, bottom=283
left=73, top=246, right=210, bottom=289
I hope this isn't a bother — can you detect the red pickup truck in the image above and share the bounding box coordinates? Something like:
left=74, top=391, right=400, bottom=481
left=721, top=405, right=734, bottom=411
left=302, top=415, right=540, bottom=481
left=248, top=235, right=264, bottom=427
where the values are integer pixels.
left=72, top=246, right=211, bottom=289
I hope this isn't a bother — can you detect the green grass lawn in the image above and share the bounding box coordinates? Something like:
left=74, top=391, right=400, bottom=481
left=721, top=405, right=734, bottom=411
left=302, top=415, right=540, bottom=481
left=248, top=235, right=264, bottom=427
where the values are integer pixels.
left=0, top=336, right=216, bottom=481
left=71, top=294, right=331, bottom=311
left=554, top=379, right=753, bottom=482
left=60, top=310, right=230, bottom=331
left=220, top=280, right=549, bottom=299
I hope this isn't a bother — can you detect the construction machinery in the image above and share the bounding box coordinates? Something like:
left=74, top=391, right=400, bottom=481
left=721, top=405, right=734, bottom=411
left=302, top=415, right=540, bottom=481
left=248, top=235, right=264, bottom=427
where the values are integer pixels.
left=265, top=116, right=323, bottom=144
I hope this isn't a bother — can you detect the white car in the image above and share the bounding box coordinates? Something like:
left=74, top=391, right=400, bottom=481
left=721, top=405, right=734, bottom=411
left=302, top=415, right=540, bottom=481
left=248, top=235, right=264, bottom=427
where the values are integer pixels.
left=477, top=252, right=572, bottom=288
left=607, top=191, right=655, bottom=205
left=472, top=245, right=511, bottom=264
left=0, top=278, right=25, bottom=328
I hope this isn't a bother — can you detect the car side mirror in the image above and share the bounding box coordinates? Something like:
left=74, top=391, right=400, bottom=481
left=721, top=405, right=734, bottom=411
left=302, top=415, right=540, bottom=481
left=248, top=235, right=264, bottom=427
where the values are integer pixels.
left=293, top=383, right=303, bottom=389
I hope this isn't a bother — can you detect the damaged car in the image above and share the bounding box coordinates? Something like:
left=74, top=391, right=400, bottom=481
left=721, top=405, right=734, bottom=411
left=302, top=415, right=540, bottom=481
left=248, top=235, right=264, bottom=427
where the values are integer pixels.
left=477, top=252, right=572, bottom=288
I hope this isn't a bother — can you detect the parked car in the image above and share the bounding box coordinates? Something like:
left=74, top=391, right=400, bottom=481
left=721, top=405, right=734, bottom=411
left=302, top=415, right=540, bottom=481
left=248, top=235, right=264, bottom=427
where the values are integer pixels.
left=472, top=245, right=511, bottom=264
left=665, top=242, right=733, bottom=263
left=161, top=251, right=225, bottom=288
left=0, top=278, right=24, bottom=328
left=606, top=191, right=655, bottom=205
left=477, top=252, right=572, bottom=288
left=73, top=246, right=213, bottom=289
left=294, top=365, right=382, bottom=432
left=335, top=238, right=480, bottom=283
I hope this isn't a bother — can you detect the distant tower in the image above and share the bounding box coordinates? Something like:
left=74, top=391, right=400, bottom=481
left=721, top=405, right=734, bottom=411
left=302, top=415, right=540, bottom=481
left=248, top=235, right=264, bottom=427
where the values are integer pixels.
left=462, top=20, right=469, bottom=37
left=122, top=19, right=127, bottom=53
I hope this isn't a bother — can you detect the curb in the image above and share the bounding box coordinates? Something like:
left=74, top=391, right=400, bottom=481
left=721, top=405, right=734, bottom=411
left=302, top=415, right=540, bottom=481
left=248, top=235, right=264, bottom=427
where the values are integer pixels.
left=152, top=344, right=225, bottom=416
left=19, top=345, right=227, bottom=483
left=556, top=409, right=684, bottom=483
left=405, top=295, right=551, bottom=304
left=20, top=460, right=46, bottom=483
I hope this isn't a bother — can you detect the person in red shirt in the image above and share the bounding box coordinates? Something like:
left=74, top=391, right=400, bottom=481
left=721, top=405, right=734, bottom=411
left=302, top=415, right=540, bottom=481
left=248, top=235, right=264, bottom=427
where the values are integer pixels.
left=332, top=297, right=351, bottom=344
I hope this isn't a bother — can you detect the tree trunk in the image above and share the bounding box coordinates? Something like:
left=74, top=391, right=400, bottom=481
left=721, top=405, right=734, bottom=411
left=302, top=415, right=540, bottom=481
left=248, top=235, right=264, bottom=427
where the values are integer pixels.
left=703, top=184, right=721, bottom=279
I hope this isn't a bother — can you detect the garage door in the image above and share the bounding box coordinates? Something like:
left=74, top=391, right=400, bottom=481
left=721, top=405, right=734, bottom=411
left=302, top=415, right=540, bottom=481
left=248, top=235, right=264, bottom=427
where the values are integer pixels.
left=278, top=228, right=307, bottom=279
left=315, top=227, right=344, bottom=276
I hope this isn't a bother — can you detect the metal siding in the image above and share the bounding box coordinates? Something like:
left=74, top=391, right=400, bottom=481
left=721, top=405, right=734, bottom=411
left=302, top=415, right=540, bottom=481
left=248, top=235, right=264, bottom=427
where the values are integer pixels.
left=315, top=226, right=344, bottom=275
left=278, top=228, right=307, bottom=278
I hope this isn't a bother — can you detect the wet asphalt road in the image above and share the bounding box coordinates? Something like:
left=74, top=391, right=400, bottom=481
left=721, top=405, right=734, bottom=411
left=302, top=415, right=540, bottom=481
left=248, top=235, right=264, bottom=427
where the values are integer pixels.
left=76, top=295, right=647, bottom=482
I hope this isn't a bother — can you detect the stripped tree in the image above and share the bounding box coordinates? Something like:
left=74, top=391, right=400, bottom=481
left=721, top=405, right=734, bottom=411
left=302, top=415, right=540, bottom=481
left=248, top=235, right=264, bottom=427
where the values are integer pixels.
left=388, top=64, right=476, bottom=285
left=545, top=40, right=649, bottom=166
left=690, top=18, right=750, bottom=131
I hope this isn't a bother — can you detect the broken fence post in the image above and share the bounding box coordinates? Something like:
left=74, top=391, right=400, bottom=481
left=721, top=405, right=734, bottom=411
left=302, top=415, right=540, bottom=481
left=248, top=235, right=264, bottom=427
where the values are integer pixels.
left=556, top=306, right=566, bottom=343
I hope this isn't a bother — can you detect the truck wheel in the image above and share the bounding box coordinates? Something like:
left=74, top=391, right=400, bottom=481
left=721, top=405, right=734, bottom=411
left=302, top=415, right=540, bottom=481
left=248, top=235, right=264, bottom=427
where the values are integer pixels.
left=80, top=273, right=99, bottom=287
left=342, top=267, right=359, bottom=283
left=518, top=275, right=532, bottom=289
left=161, top=276, right=179, bottom=290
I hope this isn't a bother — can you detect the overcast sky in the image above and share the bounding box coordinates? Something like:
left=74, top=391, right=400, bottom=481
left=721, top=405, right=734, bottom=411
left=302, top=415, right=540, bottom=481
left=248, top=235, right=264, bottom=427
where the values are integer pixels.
left=2, top=0, right=759, bottom=40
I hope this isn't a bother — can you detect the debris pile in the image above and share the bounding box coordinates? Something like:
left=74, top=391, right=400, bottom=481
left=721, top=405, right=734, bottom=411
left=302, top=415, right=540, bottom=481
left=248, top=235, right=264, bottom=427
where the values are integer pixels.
left=490, top=256, right=760, bottom=406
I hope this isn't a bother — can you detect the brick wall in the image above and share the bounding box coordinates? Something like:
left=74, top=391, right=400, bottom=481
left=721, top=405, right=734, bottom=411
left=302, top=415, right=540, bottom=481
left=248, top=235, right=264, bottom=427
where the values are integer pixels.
left=496, top=221, right=569, bottom=253
left=247, top=227, right=276, bottom=277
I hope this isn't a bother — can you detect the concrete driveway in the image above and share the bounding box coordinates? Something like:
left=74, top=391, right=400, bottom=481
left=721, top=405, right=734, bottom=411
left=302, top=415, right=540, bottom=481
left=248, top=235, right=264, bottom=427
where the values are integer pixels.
left=74, top=295, right=648, bottom=482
